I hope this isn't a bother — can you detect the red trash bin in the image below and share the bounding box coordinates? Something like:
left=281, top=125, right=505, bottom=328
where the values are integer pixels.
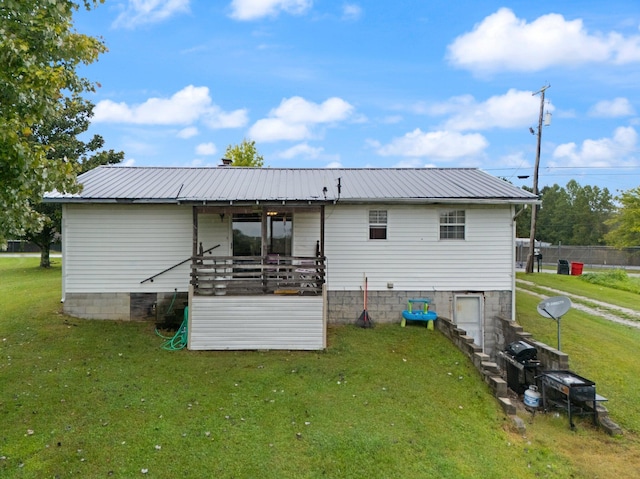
left=570, top=262, right=584, bottom=275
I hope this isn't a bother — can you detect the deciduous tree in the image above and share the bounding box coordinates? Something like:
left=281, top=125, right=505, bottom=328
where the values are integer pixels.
left=22, top=96, right=124, bottom=267
left=525, top=181, right=614, bottom=246
left=605, top=187, right=640, bottom=248
left=224, top=139, right=265, bottom=167
left=0, top=0, right=106, bottom=247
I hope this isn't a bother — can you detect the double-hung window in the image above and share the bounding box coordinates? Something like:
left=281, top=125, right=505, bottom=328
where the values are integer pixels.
left=369, top=210, right=387, bottom=240
left=439, top=210, right=465, bottom=240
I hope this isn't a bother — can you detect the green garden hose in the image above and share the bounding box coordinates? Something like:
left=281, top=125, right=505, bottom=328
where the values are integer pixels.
left=156, top=306, right=188, bottom=351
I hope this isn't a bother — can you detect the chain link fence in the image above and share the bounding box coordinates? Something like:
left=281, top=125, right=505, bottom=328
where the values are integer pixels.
left=516, top=244, right=640, bottom=269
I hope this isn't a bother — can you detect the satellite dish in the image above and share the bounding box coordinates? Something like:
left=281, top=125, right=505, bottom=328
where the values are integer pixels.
left=537, top=296, right=571, bottom=319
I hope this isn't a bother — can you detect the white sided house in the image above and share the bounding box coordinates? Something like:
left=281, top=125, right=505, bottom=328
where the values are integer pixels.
left=45, top=166, right=537, bottom=354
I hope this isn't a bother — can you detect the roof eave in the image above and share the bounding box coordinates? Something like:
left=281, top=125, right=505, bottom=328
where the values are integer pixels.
left=338, top=197, right=540, bottom=205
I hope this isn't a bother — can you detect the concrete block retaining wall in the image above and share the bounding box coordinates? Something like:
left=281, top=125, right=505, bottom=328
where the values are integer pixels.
left=64, top=291, right=188, bottom=322
left=326, top=289, right=511, bottom=326
left=64, top=293, right=131, bottom=320
left=440, top=314, right=622, bottom=436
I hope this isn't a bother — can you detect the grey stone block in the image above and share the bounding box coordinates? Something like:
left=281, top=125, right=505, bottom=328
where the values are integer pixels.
left=490, top=376, right=508, bottom=397
left=498, top=397, right=516, bottom=415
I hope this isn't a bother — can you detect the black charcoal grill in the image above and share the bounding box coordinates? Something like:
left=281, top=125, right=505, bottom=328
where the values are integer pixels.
left=540, top=370, right=597, bottom=429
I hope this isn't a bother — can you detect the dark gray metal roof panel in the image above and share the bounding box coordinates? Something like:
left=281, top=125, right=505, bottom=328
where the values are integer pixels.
left=45, top=166, right=538, bottom=204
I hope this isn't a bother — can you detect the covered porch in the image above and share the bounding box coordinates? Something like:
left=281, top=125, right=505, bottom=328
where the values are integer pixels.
left=186, top=204, right=328, bottom=350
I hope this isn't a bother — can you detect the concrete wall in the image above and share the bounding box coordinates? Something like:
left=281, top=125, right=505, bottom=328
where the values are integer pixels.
left=327, top=288, right=513, bottom=356
left=64, top=291, right=188, bottom=322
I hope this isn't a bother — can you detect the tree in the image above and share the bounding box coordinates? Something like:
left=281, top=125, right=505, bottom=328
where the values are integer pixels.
left=605, top=187, right=640, bottom=248
left=523, top=180, right=614, bottom=246
left=21, top=96, right=124, bottom=267
left=224, top=139, right=265, bottom=167
left=514, top=185, right=533, bottom=238
left=565, top=180, right=614, bottom=245
left=536, top=184, right=572, bottom=244
left=0, top=0, right=106, bottom=247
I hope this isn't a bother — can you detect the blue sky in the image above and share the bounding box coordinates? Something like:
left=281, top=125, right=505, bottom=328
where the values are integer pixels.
left=74, top=1, right=640, bottom=194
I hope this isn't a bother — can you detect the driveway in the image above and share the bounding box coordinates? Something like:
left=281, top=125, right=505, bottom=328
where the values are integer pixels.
left=517, top=279, right=640, bottom=329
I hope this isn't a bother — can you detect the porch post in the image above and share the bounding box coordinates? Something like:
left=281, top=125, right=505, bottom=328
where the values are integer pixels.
left=261, top=208, right=268, bottom=257
left=320, top=205, right=325, bottom=257
left=192, top=206, right=199, bottom=258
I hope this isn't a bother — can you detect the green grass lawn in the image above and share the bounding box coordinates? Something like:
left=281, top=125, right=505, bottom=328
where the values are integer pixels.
left=518, top=269, right=640, bottom=310
left=2, top=258, right=640, bottom=478
left=516, top=271, right=640, bottom=434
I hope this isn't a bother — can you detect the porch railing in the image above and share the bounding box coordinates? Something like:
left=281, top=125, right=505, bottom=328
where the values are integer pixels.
left=191, top=255, right=326, bottom=296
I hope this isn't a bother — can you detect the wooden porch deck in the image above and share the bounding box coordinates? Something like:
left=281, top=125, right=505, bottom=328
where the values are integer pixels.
left=190, top=255, right=326, bottom=296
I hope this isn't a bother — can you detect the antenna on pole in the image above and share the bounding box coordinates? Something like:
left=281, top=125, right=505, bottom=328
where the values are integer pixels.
left=526, top=84, right=550, bottom=274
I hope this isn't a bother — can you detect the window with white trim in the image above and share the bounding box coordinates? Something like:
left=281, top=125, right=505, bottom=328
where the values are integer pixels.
left=439, top=210, right=465, bottom=240
left=369, top=210, right=387, bottom=240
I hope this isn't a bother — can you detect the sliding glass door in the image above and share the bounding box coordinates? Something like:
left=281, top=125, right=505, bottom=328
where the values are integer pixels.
left=232, top=212, right=292, bottom=256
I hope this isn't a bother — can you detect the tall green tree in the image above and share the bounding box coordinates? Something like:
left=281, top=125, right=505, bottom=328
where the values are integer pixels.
left=605, top=187, right=640, bottom=248
left=536, top=184, right=572, bottom=244
left=0, top=0, right=106, bottom=247
left=515, top=185, right=533, bottom=238
left=565, top=180, right=613, bottom=245
left=224, top=139, right=265, bottom=167
left=22, top=96, right=124, bottom=267
left=528, top=180, right=614, bottom=245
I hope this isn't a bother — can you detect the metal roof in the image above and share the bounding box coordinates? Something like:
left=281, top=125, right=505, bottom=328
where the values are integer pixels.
left=44, top=166, right=538, bottom=205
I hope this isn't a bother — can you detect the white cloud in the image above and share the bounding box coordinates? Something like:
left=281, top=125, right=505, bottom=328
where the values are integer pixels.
left=250, top=118, right=311, bottom=142
left=93, top=85, right=248, bottom=129
left=121, top=158, right=136, bottom=166
left=429, top=89, right=547, bottom=131
left=203, top=108, right=249, bottom=129
left=278, top=143, right=324, bottom=159
left=376, top=129, right=488, bottom=160
left=229, top=0, right=312, bottom=21
left=447, top=8, right=640, bottom=74
left=249, top=96, right=354, bottom=142
left=552, top=126, right=638, bottom=167
left=195, top=142, right=217, bottom=155
left=325, top=161, right=343, bottom=168
left=342, top=4, right=362, bottom=21
left=393, top=159, right=423, bottom=168
left=272, top=96, right=353, bottom=123
left=588, top=97, right=635, bottom=118
left=177, top=126, right=199, bottom=139
left=113, top=0, right=190, bottom=29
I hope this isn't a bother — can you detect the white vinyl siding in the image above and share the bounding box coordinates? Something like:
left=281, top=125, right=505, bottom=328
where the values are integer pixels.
left=189, top=294, right=325, bottom=350
left=64, top=204, right=194, bottom=293
left=198, top=212, right=231, bottom=256
left=293, top=210, right=321, bottom=257
left=64, top=203, right=514, bottom=295
left=325, top=204, right=514, bottom=292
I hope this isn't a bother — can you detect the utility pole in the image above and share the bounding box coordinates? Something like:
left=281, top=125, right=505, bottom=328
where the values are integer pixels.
left=526, top=84, right=550, bottom=274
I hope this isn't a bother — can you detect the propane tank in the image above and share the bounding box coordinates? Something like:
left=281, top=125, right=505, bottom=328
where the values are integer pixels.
left=524, top=385, right=541, bottom=408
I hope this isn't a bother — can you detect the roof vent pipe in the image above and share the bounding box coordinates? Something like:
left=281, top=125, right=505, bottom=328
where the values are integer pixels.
left=219, top=158, right=232, bottom=167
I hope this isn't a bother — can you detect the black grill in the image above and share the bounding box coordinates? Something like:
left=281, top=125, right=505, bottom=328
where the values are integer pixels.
left=540, top=370, right=597, bottom=429
left=505, top=341, right=538, bottom=363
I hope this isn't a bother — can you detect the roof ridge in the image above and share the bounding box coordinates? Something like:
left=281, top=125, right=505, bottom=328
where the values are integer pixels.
left=96, top=165, right=479, bottom=171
